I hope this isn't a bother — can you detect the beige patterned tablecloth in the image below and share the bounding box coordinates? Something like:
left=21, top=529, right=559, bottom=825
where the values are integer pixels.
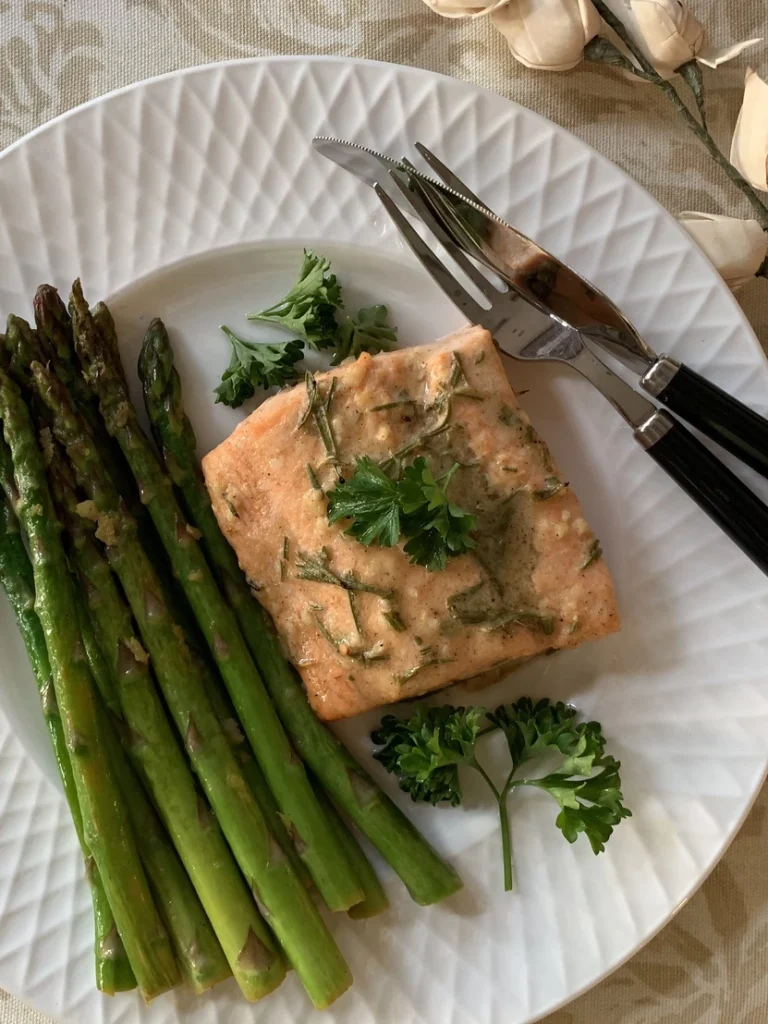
left=1, top=3, right=767, bottom=1023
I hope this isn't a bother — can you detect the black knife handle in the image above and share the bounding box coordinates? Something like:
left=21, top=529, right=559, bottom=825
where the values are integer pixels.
left=635, top=410, right=768, bottom=576
left=642, top=356, right=768, bottom=480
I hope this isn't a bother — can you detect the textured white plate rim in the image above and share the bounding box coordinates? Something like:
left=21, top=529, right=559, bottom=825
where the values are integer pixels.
left=6, top=51, right=764, bottom=371
left=0, top=53, right=766, bottom=1024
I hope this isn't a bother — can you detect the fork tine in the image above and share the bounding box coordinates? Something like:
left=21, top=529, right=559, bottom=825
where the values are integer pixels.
left=414, top=176, right=498, bottom=274
left=375, top=176, right=488, bottom=325
left=396, top=164, right=503, bottom=302
left=414, top=144, right=488, bottom=209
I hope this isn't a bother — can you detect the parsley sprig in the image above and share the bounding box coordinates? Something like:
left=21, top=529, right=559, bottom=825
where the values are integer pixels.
left=327, top=455, right=477, bottom=572
left=371, top=698, right=630, bottom=891
left=331, top=304, right=397, bottom=365
left=247, top=249, right=342, bottom=350
left=214, top=327, right=303, bottom=406
left=217, top=251, right=400, bottom=407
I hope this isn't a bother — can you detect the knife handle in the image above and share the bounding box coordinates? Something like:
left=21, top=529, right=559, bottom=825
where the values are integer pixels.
left=642, top=356, right=768, bottom=480
left=635, top=410, right=768, bottom=576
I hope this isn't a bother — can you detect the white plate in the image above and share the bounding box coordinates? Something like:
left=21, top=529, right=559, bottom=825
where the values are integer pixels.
left=1, top=56, right=768, bottom=1024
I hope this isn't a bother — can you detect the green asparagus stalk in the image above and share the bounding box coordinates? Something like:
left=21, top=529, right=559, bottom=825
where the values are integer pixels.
left=0, top=457, right=137, bottom=993
left=138, top=318, right=462, bottom=905
left=69, top=284, right=363, bottom=915
left=105, top=716, right=230, bottom=995
left=190, top=645, right=314, bottom=891
left=36, top=308, right=314, bottom=898
left=32, top=361, right=351, bottom=1010
left=0, top=367, right=180, bottom=1000
left=313, top=784, right=389, bottom=920
left=33, top=289, right=209, bottom=663
left=91, top=299, right=125, bottom=379
left=72, top=575, right=232, bottom=994
left=47, top=446, right=284, bottom=1001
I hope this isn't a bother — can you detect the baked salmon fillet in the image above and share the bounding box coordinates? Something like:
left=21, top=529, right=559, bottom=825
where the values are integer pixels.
left=203, top=325, right=619, bottom=721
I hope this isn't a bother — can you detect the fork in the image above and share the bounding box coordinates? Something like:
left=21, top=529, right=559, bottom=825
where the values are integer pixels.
left=374, top=168, right=768, bottom=577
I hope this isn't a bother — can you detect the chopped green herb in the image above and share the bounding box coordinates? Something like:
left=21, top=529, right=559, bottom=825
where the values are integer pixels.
left=299, top=373, right=340, bottom=471
left=327, top=455, right=477, bottom=572
left=447, top=580, right=485, bottom=617
left=214, top=327, right=304, bottom=407
left=474, top=351, right=486, bottom=365
left=371, top=697, right=631, bottom=891
left=296, top=549, right=393, bottom=597
left=348, top=642, right=390, bottom=665
left=569, top=617, right=581, bottom=635
left=324, top=376, right=338, bottom=414
left=450, top=600, right=554, bottom=635
left=389, top=354, right=481, bottom=464
left=306, top=464, right=323, bottom=492
left=394, top=646, right=453, bottom=686
left=247, top=249, right=341, bottom=350
left=532, top=477, right=566, bottom=501
left=331, top=304, right=397, bottom=365
left=383, top=607, right=407, bottom=632
left=448, top=352, right=469, bottom=391
left=348, top=590, right=362, bottom=637
left=369, top=398, right=415, bottom=412
left=279, top=559, right=287, bottom=581
left=282, top=536, right=290, bottom=559
left=498, top=406, right=521, bottom=427
left=314, top=612, right=340, bottom=649
left=391, top=415, right=452, bottom=462
left=581, top=539, right=603, bottom=570
left=314, top=611, right=388, bottom=664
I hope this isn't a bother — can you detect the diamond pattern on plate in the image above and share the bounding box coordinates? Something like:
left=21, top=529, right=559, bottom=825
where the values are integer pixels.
left=0, top=56, right=768, bottom=1024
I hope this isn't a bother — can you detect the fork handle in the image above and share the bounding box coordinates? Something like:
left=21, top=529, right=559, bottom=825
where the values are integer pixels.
left=636, top=410, right=768, bottom=575
left=641, top=356, right=768, bottom=480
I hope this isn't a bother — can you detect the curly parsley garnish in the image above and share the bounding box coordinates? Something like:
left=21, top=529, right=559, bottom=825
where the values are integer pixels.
left=214, top=327, right=303, bottom=407
left=327, top=455, right=477, bottom=572
left=371, top=697, right=630, bottom=891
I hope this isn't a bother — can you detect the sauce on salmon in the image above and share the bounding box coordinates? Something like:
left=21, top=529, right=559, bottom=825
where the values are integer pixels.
left=203, top=325, right=620, bottom=721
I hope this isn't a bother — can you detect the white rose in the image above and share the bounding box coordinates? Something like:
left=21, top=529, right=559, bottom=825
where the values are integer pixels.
left=678, top=211, right=767, bottom=291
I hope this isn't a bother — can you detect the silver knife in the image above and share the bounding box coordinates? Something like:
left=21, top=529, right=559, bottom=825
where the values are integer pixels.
left=313, top=136, right=768, bottom=482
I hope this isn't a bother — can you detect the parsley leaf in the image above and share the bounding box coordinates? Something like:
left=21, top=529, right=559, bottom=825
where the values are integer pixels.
left=247, top=249, right=342, bottom=350
left=331, top=304, right=397, bottom=365
left=327, top=455, right=477, bottom=571
left=214, top=327, right=303, bottom=407
left=371, top=697, right=630, bottom=891
left=326, top=456, right=401, bottom=546
left=400, top=460, right=477, bottom=572
left=371, top=705, right=485, bottom=806
left=488, top=698, right=630, bottom=854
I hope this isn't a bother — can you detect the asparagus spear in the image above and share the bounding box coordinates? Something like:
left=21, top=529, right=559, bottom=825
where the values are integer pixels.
left=47, top=445, right=284, bottom=1001
left=0, top=367, right=179, bottom=1000
left=71, top=567, right=231, bottom=995
left=32, top=362, right=351, bottom=1010
left=138, top=319, right=462, bottom=905
left=313, top=784, right=389, bottom=920
left=69, top=284, right=363, bottom=915
left=190, top=644, right=314, bottom=891
left=91, top=299, right=124, bottom=378
left=0, top=460, right=136, bottom=993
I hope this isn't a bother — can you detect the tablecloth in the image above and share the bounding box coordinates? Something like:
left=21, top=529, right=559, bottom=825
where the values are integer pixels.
left=0, top=2, right=766, bottom=1022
